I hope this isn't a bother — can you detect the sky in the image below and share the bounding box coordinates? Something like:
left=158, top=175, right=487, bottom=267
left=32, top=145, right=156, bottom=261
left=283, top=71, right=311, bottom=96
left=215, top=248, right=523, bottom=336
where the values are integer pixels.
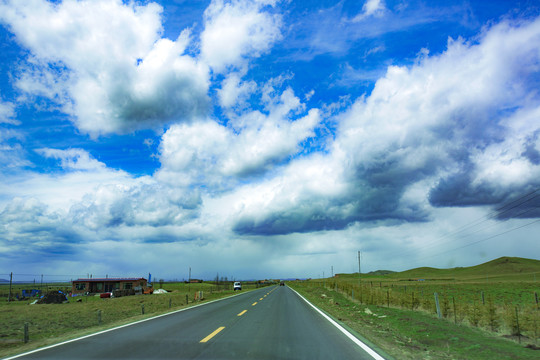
left=1, top=0, right=540, bottom=282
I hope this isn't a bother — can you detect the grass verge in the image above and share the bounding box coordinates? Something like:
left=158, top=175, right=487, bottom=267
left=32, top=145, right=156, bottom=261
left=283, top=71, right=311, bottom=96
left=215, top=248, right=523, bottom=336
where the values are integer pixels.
left=289, top=282, right=539, bottom=360
left=0, top=283, right=262, bottom=359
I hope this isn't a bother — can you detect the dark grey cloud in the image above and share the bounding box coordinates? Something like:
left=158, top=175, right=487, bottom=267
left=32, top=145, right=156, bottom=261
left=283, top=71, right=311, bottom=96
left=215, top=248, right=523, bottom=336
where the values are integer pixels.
left=233, top=177, right=430, bottom=236
left=522, top=131, right=540, bottom=165
left=107, top=71, right=211, bottom=134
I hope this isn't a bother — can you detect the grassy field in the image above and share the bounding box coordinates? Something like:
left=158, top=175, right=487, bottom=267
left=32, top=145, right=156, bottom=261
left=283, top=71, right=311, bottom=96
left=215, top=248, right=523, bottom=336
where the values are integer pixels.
left=289, top=256, right=540, bottom=359
left=0, top=281, right=266, bottom=358
left=1, top=257, right=538, bottom=359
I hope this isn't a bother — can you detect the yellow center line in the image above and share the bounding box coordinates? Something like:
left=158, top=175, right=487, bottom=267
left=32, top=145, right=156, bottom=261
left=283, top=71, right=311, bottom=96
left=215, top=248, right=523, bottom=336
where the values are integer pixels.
left=237, top=310, right=247, bottom=316
left=200, top=326, right=225, bottom=343
left=259, top=297, right=263, bottom=300
left=252, top=302, right=257, bottom=306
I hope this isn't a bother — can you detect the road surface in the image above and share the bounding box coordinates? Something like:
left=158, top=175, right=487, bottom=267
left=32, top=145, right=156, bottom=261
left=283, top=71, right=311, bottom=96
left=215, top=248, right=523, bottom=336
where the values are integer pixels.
left=8, top=285, right=385, bottom=360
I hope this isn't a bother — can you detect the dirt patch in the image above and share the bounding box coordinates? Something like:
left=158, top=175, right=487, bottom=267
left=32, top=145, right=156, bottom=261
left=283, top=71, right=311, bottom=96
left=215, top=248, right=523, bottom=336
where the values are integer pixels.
left=36, top=292, right=68, bottom=304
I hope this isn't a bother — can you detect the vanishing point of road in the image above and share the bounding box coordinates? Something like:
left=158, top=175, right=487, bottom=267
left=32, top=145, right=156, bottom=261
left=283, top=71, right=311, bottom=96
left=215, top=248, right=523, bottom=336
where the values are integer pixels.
left=7, top=285, right=386, bottom=360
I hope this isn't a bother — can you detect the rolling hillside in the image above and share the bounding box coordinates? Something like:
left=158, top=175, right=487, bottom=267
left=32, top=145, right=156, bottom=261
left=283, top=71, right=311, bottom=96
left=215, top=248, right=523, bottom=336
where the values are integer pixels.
left=338, top=256, right=540, bottom=282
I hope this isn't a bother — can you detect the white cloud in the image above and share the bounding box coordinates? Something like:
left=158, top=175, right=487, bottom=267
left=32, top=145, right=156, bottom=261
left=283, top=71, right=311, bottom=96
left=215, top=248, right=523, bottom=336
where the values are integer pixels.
left=337, top=17, right=540, bottom=200
left=0, top=0, right=209, bottom=136
left=222, top=16, right=540, bottom=235
left=200, top=0, right=282, bottom=73
left=0, top=99, right=17, bottom=125
left=352, top=0, right=386, bottom=22
left=218, top=71, right=257, bottom=109
left=158, top=86, right=319, bottom=187
left=38, top=148, right=107, bottom=171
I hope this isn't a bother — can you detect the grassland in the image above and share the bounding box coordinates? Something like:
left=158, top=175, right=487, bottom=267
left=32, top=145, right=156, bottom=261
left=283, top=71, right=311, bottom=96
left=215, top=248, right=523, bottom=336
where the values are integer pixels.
left=289, top=256, right=540, bottom=359
left=0, top=281, right=265, bottom=358
left=1, top=257, right=538, bottom=359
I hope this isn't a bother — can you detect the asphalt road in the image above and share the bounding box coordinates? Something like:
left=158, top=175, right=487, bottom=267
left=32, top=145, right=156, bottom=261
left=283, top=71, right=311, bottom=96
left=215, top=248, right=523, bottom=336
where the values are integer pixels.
left=8, top=285, right=384, bottom=360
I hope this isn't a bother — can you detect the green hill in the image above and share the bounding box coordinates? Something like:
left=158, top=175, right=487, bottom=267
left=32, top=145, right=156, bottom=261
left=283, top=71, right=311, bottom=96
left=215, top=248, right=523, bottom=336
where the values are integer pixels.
left=385, top=256, right=540, bottom=281
left=333, top=257, right=540, bottom=282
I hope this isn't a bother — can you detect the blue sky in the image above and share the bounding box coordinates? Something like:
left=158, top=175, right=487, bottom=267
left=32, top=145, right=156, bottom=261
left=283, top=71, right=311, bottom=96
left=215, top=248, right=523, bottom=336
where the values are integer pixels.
left=1, top=0, right=540, bottom=282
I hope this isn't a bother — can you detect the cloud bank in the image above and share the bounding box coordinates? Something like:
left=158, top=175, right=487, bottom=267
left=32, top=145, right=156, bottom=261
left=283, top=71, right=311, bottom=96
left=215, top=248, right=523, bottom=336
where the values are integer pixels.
left=0, top=0, right=539, bottom=279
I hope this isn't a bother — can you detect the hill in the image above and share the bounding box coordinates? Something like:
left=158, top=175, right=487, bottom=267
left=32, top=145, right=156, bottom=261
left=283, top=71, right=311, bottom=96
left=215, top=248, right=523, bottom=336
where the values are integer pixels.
left=384, top=256, right=540, bottom=281
left=331, top=257, right=540, bottom=282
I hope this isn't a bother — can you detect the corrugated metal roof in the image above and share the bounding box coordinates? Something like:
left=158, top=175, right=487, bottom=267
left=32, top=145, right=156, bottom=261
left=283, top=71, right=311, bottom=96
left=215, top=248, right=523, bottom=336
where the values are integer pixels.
left=72, top=278, right=146, bottom=282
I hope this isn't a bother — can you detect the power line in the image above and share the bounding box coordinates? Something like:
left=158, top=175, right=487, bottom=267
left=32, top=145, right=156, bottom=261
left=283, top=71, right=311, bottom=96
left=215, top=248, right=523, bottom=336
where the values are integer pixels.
left=416, top=218, right=540, bottom=261
left=382, top=188, right=540, bottom=260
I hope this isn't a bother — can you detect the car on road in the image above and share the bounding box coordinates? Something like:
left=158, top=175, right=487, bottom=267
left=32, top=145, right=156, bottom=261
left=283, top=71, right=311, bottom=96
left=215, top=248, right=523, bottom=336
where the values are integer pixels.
left=280, top=281, right=285, bottom=286
left=233, top=282, right=242, bottom=291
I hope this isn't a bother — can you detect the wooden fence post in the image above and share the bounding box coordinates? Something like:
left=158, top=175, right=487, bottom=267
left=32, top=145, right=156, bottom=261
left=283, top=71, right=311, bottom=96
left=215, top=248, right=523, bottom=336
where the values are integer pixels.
left=434, top=292, right=442, bottom=319
left=515, top=307, right=521, bottom=344
left=452, top=297, right=457, bottom=324
left=24, top=322, right=29, bottom=343
left=97, top=310, right=102, bottom=325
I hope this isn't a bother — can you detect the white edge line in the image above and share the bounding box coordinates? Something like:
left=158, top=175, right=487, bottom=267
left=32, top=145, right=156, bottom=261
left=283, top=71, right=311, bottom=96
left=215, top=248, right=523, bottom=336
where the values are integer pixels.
left=4, top=290, right=253, bottom=360
left=289, top=287, right=386, bottom=360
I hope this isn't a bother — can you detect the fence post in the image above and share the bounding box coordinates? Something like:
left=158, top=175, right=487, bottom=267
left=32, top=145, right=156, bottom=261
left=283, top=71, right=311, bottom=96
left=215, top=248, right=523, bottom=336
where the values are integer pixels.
left=97, top=310, right=102, bottom=325
left=515, top=307, right=521, bottom=344
left=169, top=298, right=172, bottom=309
left=535, top=292, right=538, bottom=310
left=481, top=291, right=485, bottom=305
left=141, top=304, right=145, bottom=315
left=351, top=289, right=354, bottom=301
left=434, top=292, right=442, bottom=319
left=387, top=289, right=390, bottom=308
left=452, top=297, right=457, bottom=324
left=186, top=294, right=188, bottom=305
left=24, top=322, right=29, bottom=343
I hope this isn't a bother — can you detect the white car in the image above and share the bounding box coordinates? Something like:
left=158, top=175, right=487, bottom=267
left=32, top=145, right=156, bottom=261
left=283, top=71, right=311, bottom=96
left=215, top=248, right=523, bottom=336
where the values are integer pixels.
left=233, top=282, right=242, bottom=291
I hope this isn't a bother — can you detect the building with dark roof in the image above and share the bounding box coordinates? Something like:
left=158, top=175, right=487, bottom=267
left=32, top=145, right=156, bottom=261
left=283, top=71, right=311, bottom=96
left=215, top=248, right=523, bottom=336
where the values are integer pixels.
left=71, top=277, right=147, bottom=295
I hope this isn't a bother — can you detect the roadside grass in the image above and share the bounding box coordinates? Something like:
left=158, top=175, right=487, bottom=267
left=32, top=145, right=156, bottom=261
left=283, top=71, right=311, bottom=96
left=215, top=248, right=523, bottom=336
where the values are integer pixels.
left=289, top=282, right=539, bottom=360
left=0, top=282, right=262, bottom=358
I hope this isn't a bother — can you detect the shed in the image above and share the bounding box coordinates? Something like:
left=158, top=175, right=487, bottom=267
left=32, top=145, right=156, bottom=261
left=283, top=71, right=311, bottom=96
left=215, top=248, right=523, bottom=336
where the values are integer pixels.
left=71, top=277, right=147, bottom=295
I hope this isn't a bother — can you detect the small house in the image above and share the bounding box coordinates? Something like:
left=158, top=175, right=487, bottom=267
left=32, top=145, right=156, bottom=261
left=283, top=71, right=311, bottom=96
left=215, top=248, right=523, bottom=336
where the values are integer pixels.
left=71, top=277, right=147, bottom=295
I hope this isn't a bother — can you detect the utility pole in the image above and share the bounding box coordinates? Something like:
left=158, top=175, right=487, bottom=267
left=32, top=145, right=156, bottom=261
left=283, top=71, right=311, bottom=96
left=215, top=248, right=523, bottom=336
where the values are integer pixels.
left=358, top=251, right=362, bottom=282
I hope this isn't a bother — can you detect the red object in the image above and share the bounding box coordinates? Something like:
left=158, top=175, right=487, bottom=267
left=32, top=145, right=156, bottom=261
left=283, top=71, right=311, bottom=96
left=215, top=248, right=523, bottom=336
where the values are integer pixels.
left=100, top=292, right=111, bottom=298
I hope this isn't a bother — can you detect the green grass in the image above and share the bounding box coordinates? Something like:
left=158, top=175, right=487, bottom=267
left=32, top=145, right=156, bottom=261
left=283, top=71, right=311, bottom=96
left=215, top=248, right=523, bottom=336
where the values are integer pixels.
left=290, top=282, right=540, bottom=360
left=0, top=282, right=265, bottom=358
left=290, top=256, right=540, bottom=359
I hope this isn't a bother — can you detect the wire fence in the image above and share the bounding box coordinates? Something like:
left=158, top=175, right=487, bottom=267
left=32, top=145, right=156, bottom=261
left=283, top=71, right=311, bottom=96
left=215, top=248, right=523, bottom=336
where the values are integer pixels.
left=304, top=279, right=539, bottom=344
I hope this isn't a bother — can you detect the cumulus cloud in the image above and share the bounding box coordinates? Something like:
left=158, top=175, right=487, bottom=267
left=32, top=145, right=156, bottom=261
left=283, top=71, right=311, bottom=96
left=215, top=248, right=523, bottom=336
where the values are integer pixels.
left=200, top=0, right=282, bottom=73
left=0, top=147, right=204, bottom=261
left=218, top=71, right=257, bottom=109
left=228, top=17, right=540, bottom=235
left=0, top=0, right=209, bottom=136
left=157, top=87, right=320, bottom=187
